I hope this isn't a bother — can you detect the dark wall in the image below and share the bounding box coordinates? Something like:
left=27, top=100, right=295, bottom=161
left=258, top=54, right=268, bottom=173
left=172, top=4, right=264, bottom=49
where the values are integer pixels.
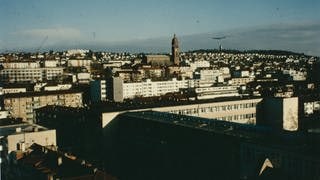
left=103, top=113, right=241, bottom=180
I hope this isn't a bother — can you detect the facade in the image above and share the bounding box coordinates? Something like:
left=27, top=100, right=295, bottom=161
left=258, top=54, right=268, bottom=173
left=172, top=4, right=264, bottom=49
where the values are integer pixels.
left=90, top=79, right=107, bottom=102
left=259, top=97, right=299, bottom=131
left=35, top=106, right=102, bottom=157
left=143, top=55, right=171, bottom=66
left=0, top=86, right=27, bottom=95
left=67, top=59, right=92, bottom=71
left=229, top=77, right=255, bottom=86
left=195, top=86, right=240, bottom=99
left=0, top=67, right=64, bottom=83
left=2, top=90, right=83, bottom=122
left=112, top=77, right=192, bottom=102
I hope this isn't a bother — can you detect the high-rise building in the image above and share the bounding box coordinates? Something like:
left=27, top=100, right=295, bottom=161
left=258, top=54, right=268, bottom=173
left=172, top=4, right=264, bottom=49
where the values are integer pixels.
left=171, top=34, right=180, bottom=65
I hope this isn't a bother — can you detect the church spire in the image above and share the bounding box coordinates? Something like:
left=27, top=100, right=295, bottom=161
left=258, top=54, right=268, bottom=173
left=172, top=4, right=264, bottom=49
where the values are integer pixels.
left=171, top=34, right=180, bottom=65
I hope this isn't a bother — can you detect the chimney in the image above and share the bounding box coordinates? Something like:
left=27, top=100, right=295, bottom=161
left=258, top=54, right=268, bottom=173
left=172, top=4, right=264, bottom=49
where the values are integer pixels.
left=57, top=157, right=63, bottom=166
left=16, top=127, right=21, bottom=133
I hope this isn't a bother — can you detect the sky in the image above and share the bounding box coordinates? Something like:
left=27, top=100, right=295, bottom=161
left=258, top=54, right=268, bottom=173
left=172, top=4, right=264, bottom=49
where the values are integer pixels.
left=0, top=0, right=319, bottom=55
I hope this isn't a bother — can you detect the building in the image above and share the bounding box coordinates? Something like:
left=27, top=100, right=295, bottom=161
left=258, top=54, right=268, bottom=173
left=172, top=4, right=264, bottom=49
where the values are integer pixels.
left=102, top=110, right=320, bottom=180
left=35, top=106, right=102, bottom=157
left=171, top=34, right=180, bottom=65
left=101, top=97, right=264, bottom=127
left=112, top=77, right=192, bottom=102
left=0, top=67, right=64, bottom=83
left=90, top=79, right=107, bottom=102
left=2, top=90, right=83, bottom=122
left=67, top=59, right=92, bottom=72
left=11, top=144, right=116, bottom=180
left=143, top=55, right=171, bottom=66
left=258, top=97, right=299, bottom=131
left=0, top=120, right=56, bottom=154
left=195, top=86, right=240, bottom=100
left=0, top=84, right=27, bottom=95
left=229, top=77, right=255, bottom=86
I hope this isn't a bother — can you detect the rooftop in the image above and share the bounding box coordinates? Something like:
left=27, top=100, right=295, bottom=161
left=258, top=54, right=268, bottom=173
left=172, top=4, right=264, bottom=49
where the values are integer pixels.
left=17, top=143, right=117, bottom=180
left=2, top=89, right=82, bottom=98
left=117, top=110, right=320, bottom=158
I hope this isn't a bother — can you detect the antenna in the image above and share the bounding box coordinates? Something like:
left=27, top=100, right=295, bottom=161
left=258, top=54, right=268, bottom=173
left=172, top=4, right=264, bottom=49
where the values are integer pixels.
left=211, top=36, right=227, bottom=51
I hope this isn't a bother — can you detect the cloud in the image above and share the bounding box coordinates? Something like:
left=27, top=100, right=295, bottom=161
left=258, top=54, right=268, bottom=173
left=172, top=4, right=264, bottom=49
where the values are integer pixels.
left=178, top=22, right=320, bottom=56
left=12, top=27, right=82, bottom=39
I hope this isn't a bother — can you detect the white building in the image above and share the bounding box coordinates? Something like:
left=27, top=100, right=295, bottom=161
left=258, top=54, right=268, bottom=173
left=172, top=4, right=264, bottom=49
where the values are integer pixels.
left=0, top=122, right=56, bottom=154
left=102, top=97, right=263, bottom=127
left=189, top=60, right=210, bottom=70
left=196, top=86, right=240, bottom=100
left=0, top=67, right=64, bottom=83
left=90, top=79, right=107, bottom=102
left=113, top=77, right=193, bottom=102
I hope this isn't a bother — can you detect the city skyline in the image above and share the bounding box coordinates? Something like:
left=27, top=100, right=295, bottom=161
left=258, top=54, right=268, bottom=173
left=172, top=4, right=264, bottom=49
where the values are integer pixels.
left=0, top=0, right=319, bottom=55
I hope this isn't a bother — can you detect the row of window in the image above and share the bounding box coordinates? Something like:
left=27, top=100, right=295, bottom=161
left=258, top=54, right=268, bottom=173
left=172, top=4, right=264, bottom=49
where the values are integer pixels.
left=168, top=103, right=258, bottom=116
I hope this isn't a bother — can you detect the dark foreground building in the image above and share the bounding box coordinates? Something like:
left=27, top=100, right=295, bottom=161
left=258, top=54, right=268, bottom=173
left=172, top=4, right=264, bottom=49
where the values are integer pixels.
left=103, top=111, right=320, bottom=180
left=10, top=144, right=117, bottom=180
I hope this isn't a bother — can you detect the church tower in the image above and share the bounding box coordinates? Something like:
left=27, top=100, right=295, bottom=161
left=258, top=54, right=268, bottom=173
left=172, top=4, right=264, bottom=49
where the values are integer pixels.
left=171, top=34, right=180, bottom=65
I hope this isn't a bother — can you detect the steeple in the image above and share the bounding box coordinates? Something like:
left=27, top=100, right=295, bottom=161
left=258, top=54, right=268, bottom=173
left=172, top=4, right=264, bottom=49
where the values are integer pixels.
left=171, top=34, right=180, bottom=65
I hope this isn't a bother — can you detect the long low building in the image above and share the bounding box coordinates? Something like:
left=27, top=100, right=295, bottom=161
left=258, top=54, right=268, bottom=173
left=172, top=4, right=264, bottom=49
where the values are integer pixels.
left=0, top=67, right=64, bottom=83
left=102, top=96, right=299, bottom=131
left=102, top=97, right=263, bottom=127
left=113, top=77, right=193, bottom=102
left=1, top=90, right=83, bottom=122
left=102, top=110, right=319, bottom=180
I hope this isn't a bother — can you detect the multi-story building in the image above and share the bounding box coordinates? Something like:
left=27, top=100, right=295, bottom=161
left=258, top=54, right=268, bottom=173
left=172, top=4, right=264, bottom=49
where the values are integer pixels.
left=101, top=96, right=300, bottom=131
left=195, top=86, right=240, bottom=99
left=2, top=90, right=83, bottom=122
left=90, top=79, right=107, bottom=102
left=229, top=77, right=255, bottom=86
left=0, top=67, right=64, bottom=83
left=102, top=110, right=320, bottom=180
left=101, top=97, right=264, bottom=127
left=112, top=77, right=193, bottom=102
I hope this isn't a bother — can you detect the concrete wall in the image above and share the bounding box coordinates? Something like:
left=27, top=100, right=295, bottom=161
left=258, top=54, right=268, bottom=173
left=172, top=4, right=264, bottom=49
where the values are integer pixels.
left=7, top=129, right=56, bottom=153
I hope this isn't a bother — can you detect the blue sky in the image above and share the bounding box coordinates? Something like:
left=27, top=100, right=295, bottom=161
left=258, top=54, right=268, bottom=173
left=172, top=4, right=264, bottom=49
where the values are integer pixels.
left=0, top=0, right=319, bottom=55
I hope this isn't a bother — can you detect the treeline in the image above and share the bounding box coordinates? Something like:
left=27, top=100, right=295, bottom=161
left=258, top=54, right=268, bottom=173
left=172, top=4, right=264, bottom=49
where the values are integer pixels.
left=188, top=49, right=305, bottom=56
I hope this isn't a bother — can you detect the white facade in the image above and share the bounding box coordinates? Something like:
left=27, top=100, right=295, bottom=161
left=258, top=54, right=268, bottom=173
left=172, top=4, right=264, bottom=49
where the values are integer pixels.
left=0, top=124, right=57, bottom=153
left=0, top=67, right=63, bottom=83
left=0, top=110, right=9, bottom=119
left=44, top=60, right=58, bottom=67
left=67, top=59, right=92, bottom=67
left=113, top=78, right=192, bottom=102
left=2, top=62, right=40, bottom=69
left=189, top=60, right=210, bottom=70
left=196, top=86, right=240, bottom=100
left=44, top=84, right=72, bottom=91
left=0, top=87, right=27, bottom=95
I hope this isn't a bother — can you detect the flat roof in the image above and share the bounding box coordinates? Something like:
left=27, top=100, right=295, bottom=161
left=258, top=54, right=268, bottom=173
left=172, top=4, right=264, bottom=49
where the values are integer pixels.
left=95, top=96, right=263, bottom=113
left=119, top=111, right=319, bottom=158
